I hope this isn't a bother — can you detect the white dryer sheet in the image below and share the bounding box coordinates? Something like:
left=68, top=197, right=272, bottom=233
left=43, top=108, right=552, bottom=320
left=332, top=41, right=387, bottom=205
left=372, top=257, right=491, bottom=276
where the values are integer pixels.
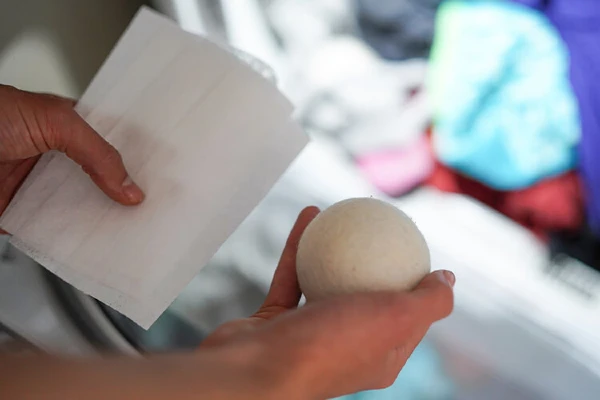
left=0, top=7, right=307, bottom=329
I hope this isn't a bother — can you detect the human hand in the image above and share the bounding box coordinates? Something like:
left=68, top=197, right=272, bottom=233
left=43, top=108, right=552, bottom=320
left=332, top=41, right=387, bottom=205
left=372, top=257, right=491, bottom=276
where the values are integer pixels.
left=0, top=85, right=144, bottom=229
left=201, top=207, right=455, bottom=400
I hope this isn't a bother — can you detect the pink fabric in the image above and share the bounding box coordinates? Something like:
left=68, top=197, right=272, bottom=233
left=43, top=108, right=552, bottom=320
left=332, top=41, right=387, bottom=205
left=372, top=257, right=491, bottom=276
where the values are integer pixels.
left=356, top=135, right=433, bottom=196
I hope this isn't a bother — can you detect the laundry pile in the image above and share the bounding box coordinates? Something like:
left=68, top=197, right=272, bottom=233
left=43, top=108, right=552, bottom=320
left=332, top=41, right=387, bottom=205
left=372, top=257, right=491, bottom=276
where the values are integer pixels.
left=332, top=0, right=600, bottom=275
left=349, top=0, right=597, bottom=246
left=426, top=0, right=582, bottom=239
left=427, top=0, right=600, bottom=264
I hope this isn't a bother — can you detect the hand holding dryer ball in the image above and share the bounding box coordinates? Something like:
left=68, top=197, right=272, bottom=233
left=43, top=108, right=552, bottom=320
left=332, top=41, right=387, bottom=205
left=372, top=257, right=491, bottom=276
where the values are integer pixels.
left=296, top=198, right=430, bottom=301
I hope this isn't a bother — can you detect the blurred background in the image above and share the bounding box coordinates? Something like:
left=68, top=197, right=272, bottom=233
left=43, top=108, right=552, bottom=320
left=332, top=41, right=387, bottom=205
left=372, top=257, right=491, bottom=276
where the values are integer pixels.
left=1, top=0, right=600, bottom=399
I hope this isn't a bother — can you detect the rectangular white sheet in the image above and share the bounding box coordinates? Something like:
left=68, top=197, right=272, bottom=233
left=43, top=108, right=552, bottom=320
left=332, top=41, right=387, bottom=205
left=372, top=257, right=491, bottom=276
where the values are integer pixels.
left=0, top=6, right=308, bottom=329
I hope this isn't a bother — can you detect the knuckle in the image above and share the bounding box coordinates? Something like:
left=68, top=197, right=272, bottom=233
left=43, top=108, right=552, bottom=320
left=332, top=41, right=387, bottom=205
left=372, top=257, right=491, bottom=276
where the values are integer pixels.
left=364, top=351, right=404, bottom=391
left=101, top=145, right=123, bottom=164
left=378, top=349, right=406, bottom=389
left=78, top=146, right=121, bottom=178
left=43, top=102, right=75, bottom=150
left=372, top=371, right=398, bottom=390
left=2, top=86, right=77, bottom=153
left=88, top=144, right=123, bottom=175
left=253, top=305, right=288, bottom=321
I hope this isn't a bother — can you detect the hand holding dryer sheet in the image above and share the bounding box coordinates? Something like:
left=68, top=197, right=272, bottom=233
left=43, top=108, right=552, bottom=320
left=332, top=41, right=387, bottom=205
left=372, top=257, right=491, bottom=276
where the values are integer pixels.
left=0, top=7, right=308, bottom=329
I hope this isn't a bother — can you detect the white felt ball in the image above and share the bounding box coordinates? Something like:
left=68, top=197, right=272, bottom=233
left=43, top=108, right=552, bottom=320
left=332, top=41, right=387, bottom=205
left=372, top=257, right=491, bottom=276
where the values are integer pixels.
left=296, top=198, right=430, bottom=301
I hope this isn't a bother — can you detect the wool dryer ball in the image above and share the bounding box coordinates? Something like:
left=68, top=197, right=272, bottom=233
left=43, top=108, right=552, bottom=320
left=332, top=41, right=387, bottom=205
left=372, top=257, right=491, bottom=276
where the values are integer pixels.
left=296, top=198, right=430, bottom=301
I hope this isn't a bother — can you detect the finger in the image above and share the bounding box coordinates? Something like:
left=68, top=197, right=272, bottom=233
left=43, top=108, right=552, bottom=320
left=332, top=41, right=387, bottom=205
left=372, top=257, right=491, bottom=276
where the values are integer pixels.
left=266, top=270, right=454, bottom=398
left=255, top=206, right=320, bottom=317
left=330, top=271, right=454, bottom=394
left=410, top=270, right=455, bottom=323
left=363, top=270, right=455, bottom=344
left=308, top=270, right=454, bottom=360
left=378, top=268, right=455, bottom=386
left=53, top=111, right=145, bottom=206
left=380, top=270, right=454, bottom=366
left=39, top=92, right=77, bottom=106
left=0, top=157, right=40, bottom=225
left=285, top=269, right=455, bottom=351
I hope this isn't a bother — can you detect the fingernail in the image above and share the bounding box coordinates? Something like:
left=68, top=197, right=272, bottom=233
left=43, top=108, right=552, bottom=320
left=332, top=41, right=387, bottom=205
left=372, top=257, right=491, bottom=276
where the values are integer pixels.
left=122, top=176, right=145, bottom=204
left=439, top=270, right=455, bottom=288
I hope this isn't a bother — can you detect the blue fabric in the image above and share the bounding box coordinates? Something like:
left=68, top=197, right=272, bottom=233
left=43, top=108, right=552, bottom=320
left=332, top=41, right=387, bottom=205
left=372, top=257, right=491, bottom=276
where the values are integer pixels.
left=337, top=341, right=454, bottom=400
left=429, top=0, right=580, bottom=190
left=511, top=0, right=600, bottom=236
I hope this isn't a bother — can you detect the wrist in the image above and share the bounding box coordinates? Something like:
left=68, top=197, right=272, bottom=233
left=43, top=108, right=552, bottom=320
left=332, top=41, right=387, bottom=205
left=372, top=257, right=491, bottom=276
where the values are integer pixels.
left=190, top=344, right=295, bottom=400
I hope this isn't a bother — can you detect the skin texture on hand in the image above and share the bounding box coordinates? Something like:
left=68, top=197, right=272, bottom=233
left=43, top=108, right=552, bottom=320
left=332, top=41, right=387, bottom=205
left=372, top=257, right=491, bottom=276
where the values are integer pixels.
left=0, top=86, right=455, bottom=399
left=199, top=207, right=455, bottom=399
left=0, top=84, right=144, bottom=232
left=0, top=207, right=454, bottom=400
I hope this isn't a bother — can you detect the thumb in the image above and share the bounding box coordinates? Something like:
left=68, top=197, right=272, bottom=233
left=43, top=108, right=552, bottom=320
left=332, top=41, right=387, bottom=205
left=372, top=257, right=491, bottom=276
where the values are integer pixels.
left=52, top=107, right=145, bottom=206
left=256, top=206, right=320, bottom=318
left=410, top=270, right=455, bottom=323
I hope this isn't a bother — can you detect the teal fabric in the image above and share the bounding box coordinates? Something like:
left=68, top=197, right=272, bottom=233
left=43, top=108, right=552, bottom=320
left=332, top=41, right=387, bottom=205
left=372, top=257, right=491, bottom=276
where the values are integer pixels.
left=336, top=341, right=454, bottom=400
left=428, top=0, right=580, bottom=190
